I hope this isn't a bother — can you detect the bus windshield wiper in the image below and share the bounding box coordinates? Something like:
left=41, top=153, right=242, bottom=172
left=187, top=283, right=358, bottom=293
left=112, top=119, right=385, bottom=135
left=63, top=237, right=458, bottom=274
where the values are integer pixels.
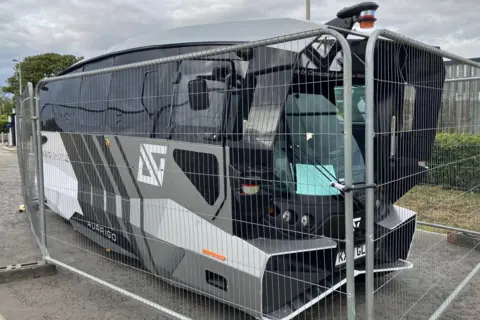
left=289, top=145, right=364, bottom=208
left=288, top=144, right=338, bottom=187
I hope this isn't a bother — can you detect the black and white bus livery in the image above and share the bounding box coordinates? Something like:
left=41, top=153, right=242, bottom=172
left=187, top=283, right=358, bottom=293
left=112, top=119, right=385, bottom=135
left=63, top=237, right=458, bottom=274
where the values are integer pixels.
left=37, top=2, right=446, bottom=319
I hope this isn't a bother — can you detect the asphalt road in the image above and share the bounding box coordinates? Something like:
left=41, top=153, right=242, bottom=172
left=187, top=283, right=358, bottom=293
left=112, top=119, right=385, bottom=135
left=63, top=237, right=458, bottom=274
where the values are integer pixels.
left=1, top=147, right=479, bottom=320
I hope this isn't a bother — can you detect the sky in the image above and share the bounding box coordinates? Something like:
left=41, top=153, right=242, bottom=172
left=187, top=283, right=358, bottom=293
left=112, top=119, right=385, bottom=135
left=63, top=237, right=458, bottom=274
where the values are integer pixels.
left=1, top=0, right=479, bottom=88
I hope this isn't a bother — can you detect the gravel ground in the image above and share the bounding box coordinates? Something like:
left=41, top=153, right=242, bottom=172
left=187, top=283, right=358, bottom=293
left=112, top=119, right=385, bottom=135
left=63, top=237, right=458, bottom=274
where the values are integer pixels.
left=1, top=147, right=479, bottom=320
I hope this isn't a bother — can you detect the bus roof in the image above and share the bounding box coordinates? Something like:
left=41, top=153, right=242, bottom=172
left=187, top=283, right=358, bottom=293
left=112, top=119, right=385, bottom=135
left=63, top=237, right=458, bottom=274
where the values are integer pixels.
left=69, top=18, right=326, bottom=70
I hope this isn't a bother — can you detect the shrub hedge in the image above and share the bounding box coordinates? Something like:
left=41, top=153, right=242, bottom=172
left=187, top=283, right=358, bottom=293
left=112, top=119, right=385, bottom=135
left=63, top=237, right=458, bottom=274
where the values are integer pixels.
left=425, top=132, right=480, bottom=191
left=0, top=114, right=8, bottom=133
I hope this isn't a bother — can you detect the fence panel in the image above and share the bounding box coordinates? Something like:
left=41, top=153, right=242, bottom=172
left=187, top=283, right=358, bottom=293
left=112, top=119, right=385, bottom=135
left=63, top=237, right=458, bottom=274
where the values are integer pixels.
left=16, top=82, right=43, bottom=251
left=14, top=26, right=480, bottom=320
left=24, top=28, right=362, bottom=320
left=365, top=29, right=480, bottom=320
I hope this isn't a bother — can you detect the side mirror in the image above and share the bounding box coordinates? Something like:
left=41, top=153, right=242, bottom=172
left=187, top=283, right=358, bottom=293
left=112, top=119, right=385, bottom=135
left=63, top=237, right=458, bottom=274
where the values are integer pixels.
left=188, top=79, right=210, bottom=111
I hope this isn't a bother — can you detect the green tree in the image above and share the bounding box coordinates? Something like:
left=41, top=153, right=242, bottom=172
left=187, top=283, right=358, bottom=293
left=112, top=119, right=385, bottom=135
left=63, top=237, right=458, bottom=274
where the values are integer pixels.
left=0, top=97, right=14, bottom=115
left=0, top=87, right=14, bottom=115
left=4, top=53, right=84, bottom=96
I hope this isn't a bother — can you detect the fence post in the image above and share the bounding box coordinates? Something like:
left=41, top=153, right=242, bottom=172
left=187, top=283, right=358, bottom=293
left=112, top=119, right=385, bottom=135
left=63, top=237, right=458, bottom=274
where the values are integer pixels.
left=364, top=29, right=379, bottom=320
left=30, top=81, right=47, bottom=258
left=338, top=34, right=356, bottom=320
left=16, top=95, right=24, bottom=202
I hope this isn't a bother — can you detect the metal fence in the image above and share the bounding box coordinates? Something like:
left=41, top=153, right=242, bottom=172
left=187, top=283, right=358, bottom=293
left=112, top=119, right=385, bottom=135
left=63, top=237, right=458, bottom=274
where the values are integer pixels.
left=14, top=25, right=480, bottom=320
left=16, top=82, right=44, bottom=252
left=364, top=29, right=480, bottom=320
left=401, top=73, right=480, bottom=191
left=25, top=28, right=360, bottom=320
left=439, top=63, right=480, bottom=135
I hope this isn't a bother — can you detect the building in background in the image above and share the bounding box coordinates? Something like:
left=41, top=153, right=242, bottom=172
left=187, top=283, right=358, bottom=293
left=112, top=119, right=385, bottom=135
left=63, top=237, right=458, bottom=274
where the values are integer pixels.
left=440, top=57, right=480, bottom=134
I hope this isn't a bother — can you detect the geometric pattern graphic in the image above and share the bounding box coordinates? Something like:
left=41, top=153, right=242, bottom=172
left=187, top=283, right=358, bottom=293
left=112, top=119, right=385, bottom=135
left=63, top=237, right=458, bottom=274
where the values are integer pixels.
left=137, top=143, right=168, bottom=187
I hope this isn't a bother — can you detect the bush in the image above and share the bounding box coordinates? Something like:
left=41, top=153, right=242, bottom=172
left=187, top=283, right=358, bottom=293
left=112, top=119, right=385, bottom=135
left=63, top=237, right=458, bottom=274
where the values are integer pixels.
left=0, top=114, right=8, bottom=133
left=425, top=133, right=480, bottom=191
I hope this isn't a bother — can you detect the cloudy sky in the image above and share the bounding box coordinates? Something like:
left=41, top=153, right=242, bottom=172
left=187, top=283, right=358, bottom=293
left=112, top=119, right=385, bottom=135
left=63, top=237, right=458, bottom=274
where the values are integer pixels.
left=1, top=0, right=479, bottom=87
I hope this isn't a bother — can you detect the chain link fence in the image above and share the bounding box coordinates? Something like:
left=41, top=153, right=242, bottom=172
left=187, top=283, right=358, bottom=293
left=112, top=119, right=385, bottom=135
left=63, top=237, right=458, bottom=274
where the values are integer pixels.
left=13, top=23, right=480, bottom=320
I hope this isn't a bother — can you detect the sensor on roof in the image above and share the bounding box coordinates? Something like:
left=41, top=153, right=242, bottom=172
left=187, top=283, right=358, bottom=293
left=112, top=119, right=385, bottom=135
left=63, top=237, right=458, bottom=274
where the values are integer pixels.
left=330, top=2, right=379, bottom=31
left=358, top=9, right=377, bottom=29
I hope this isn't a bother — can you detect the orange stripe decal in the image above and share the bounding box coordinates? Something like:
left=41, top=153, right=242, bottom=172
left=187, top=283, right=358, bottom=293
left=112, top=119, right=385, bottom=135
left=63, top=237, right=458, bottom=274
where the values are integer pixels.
left=202, top=249, right=226, bottom=261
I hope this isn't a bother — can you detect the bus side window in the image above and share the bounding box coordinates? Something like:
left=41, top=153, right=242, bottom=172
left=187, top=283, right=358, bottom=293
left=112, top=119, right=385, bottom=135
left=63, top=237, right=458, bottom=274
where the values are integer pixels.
left=107, top=67, right=152, bottom=136
left=40, top=69, right=83, bottom=133
left=171, top=76, right=226, bottom=143
left=79, top=58, right=113, bottom=134
left=225, top=73, right=256, bottom=141
left=142, top=63, right=177, bottom=140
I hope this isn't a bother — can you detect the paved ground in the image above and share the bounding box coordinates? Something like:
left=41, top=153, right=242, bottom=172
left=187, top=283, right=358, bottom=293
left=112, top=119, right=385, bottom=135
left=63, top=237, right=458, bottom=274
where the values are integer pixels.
left=1, top=147, right=479, bottom=320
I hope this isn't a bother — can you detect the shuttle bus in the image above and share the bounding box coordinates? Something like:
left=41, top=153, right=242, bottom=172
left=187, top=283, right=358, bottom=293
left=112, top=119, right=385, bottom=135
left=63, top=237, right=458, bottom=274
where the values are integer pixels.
left=37, top=2, right=446, bottom=319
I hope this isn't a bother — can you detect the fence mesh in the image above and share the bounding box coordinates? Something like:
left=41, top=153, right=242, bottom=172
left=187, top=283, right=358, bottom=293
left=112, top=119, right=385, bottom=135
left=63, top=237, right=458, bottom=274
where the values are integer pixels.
left=423, top=74, right=480, bottom=192
left=365, top=31, right=480, bottom=320
left=13, top=26, right=480, bottom=320
left=32, top=29, right=361, bottom=320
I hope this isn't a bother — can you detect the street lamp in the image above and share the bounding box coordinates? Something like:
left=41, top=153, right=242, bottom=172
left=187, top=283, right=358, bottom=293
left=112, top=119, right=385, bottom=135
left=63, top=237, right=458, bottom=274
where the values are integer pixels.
left=306, top=0, right=310, bottom=20
left=12, top=59, right=22, bottom=95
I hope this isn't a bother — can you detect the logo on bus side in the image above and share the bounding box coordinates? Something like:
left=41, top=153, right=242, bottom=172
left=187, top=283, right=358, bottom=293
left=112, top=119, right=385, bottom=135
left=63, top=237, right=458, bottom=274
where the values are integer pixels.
left=353, top=217, right=361, bottom=228
left=137, top=144, right=167, bottom=187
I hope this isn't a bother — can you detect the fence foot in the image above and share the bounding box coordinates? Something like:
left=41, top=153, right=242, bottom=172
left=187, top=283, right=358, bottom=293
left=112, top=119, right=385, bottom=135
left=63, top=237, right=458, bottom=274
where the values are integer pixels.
left=0, top=261, right=56, bottom=284
left=447, top=231, right=480, bottom=251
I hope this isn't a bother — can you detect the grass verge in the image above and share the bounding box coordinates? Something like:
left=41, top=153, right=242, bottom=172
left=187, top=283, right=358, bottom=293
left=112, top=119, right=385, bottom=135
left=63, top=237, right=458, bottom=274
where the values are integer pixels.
left=395, top=185, right=480, bottom=234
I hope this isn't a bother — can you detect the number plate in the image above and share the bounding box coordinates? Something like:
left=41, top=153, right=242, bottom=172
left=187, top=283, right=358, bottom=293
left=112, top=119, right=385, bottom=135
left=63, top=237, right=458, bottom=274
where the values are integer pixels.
left=335, top=244, right=366, bottom=266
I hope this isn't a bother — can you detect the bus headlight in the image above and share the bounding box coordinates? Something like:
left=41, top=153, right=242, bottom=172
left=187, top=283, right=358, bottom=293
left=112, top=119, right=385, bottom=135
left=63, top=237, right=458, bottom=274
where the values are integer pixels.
left=301, top=215, right=310, bottom=228
left=282, top=210, right=292, bottom=223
